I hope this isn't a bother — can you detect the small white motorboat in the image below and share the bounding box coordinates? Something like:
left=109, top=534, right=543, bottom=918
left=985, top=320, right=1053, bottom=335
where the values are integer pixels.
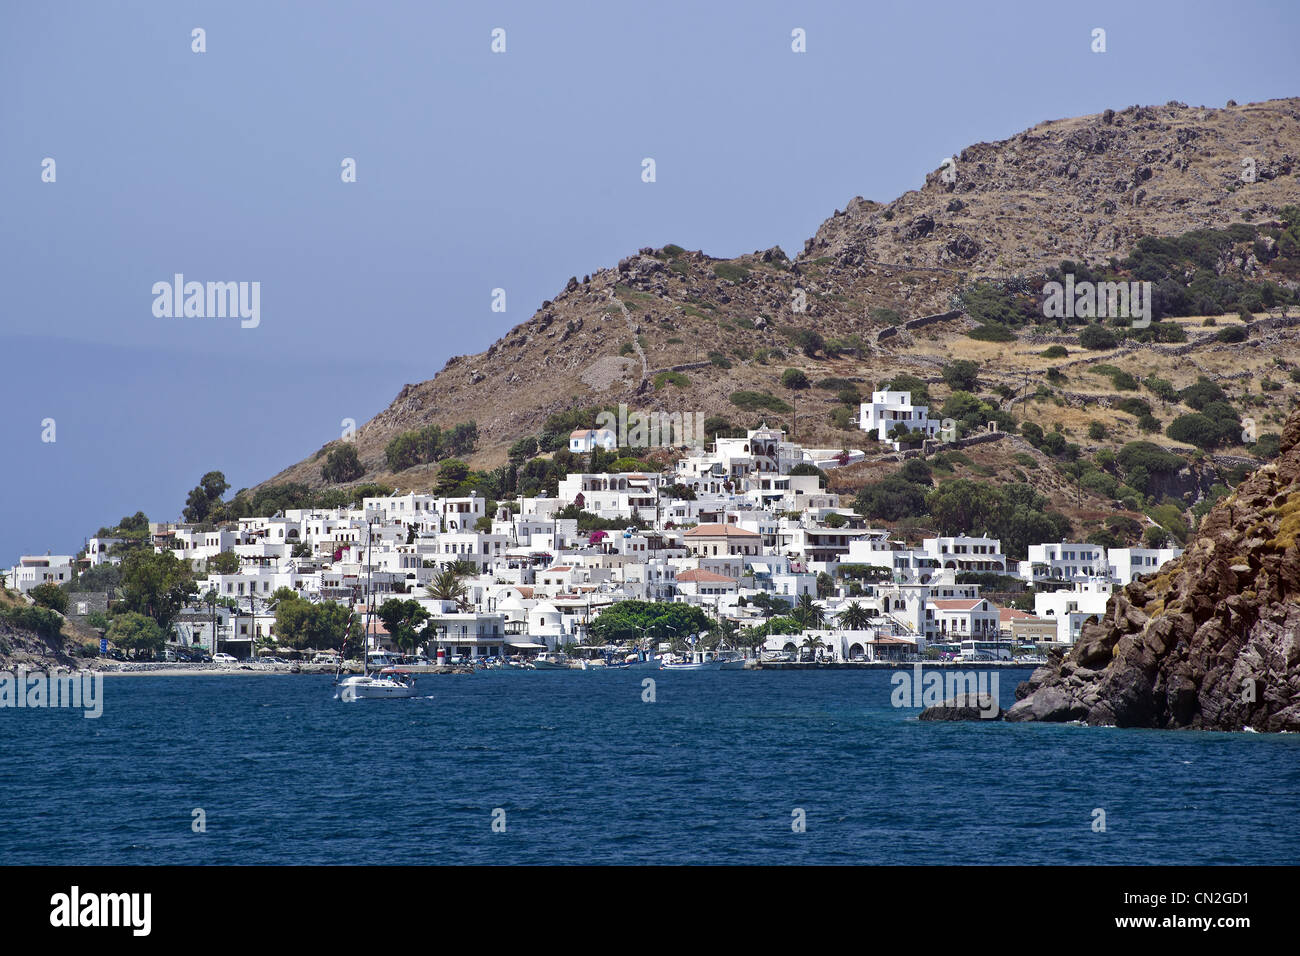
left=660, top=659, right=723, bottom=671
left=529, top=652, right=570, bottom=670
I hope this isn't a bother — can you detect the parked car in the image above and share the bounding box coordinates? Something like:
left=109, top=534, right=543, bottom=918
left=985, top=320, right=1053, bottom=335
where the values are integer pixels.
left=213, top=653, right=238, bottom=664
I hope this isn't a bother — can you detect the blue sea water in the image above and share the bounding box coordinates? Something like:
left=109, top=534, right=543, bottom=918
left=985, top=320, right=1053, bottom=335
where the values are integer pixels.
left=1, top=669, right=1296, bottom=865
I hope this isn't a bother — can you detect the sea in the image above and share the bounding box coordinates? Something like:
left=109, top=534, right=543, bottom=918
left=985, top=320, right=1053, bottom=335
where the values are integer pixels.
left=2, top=668, right=1296, bottom=865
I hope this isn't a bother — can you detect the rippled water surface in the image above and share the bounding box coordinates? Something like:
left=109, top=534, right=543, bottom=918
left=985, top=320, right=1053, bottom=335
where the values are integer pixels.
left=1, top=669, right=1296, bottom=864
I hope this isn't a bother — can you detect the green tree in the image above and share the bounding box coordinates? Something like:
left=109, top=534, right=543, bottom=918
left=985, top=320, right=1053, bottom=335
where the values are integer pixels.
left=941, top=360, right=981, bottom=391
left=1079, top=324, right=1118, bottom=350
left=321, top=444, right=365, bottom=483
left=206, top=551, right=240, bottom=575
left=182, top=471, right=230, bottom=523
left=118, top=549, right=197, bottom=630
left=434, top=459, right=471, bottom=495
left=274, top=595, right=360, bottom=651
left=30, top=582, right=68, bottom=614
left=508, top=437, right=539, bottom=466
left=854, top=475, right=928, bottom=521
left=587, top=600, right=710, bottom=645
left=838, top=602, right=871, bottom=630
left=800, top=633, right=827, bottom=660
left=781, top=368, right=810, bottom=390
left=67, top=563, right=121, bottom=594
left=425, top=568, right=471, bottom=610
left=106, top=611, right=165, bottom=660
left=791, top=593, right=826, bottom=629
left=377, top=598, right=431, bottom=655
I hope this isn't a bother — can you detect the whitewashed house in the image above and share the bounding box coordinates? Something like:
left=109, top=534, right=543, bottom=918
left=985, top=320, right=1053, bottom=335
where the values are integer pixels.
left=859, top=390, right=941, bottom=449
left=569, top=428, right=618, bottom=453
left=1034, top=580, right=1113, bottom=645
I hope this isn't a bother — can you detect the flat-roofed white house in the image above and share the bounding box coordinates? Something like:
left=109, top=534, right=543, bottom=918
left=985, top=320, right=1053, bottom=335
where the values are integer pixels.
left=1019, top=542, right=1108, bottom=584
left=859, top=390, right=941, bottom=449
left=8, top=555, right=76, bottom=594
left=922, top=536, right=1007, bottom=574
left=421, top=610, right=508, bottom=659
left=557, top=472, right=662, bottom=522
left=1106, top=547, right=1182, bottom=585
left=1034, top=580, right=1113, bottom=645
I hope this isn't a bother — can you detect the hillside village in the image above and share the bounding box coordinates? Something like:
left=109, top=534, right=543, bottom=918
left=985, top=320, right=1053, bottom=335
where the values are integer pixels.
left=7, top=97, right=1300, bottom=670
left=6, top=400, right=1192, bottom=667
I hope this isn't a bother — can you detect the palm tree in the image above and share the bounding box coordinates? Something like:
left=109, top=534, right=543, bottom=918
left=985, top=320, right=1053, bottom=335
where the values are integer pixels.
left=838, top=601, right=871, bottom=630
left=739, top=625, right=766, bottom=660
left=445, top=559, right=479, bottom=578
left=792, top=593, right=825, bottom=629
left=425, top=568, right=470, bottom=611
left=800, top=633, right=827, bottom=662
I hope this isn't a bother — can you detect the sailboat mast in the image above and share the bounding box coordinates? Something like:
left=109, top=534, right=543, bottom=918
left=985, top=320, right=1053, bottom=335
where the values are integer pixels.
left=365, top=517, right=374, bottom=675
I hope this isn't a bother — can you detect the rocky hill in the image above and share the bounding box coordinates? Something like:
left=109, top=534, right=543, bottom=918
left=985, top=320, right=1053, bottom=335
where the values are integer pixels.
left=807, top=99, right=1300, bottom=275
left=253, top=98, right=1300, bottom=528
left=1007, top=403, right=1300, bottom=732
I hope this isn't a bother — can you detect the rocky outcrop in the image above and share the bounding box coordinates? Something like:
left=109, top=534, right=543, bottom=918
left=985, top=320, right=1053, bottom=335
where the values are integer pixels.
left=0, top=618, right=82, bottom=670
left=1007, top=405, right=1300, bottom=732
left=802, top=99, right=1300, bottom=275
left=918, top=695, right=1003, bottom=721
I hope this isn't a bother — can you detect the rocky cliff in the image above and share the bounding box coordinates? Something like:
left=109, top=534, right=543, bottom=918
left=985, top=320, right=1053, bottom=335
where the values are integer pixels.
left=1007, top=405, right=1300, bottom=732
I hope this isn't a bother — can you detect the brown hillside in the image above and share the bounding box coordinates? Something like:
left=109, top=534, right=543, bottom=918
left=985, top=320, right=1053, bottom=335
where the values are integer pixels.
left=258, top=98, right=1300, bottom=494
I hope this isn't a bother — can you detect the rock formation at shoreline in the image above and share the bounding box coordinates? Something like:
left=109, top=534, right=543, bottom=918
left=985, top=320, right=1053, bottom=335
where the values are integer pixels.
left=1007, top=406, right=1300, bottom=732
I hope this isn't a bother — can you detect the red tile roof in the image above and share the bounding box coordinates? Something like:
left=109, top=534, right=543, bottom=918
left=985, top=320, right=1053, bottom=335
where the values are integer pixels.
left=676, top=569, right=738, bottom=584
left=684, top=523, right=759, bottom=537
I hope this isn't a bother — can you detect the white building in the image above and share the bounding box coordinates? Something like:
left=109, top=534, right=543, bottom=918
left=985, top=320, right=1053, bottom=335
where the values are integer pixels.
left=557, top=472, right=662, bottom=522
left=922, top=536, right=1007, bottom=575
left=858, top=390, right=940, bottom=448
left=1034, top=581, right=1113, bottom=645
left=1106, top=547, right=1182, bottom=586
left=84, top=537, right=124, bottom=567
left=1019, top=543, right=1108, bottom=584
left=8, top=555, right=76, bottom=594
left=569, top=428, right=618, bottom=453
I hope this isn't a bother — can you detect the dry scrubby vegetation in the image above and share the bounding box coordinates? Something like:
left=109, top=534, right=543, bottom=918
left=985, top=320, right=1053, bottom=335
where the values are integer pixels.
left=243, top=100, right=1300, bottom=555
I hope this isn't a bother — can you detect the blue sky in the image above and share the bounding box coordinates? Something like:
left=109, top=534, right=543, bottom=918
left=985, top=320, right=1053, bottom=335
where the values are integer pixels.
left=2, top=0, right=1297, bottom=563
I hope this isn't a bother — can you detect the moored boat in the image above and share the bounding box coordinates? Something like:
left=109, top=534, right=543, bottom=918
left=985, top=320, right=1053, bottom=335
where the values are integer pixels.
left=335, top=670, right=421, bottom=700
left=660, top=658, right=724, bottom=671
left=529, top=652, right=569, bottom=670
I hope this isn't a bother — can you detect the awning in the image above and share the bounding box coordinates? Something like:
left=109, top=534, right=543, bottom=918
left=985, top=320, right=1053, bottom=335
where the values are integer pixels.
left=506, top=641, right=547, bottom=649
